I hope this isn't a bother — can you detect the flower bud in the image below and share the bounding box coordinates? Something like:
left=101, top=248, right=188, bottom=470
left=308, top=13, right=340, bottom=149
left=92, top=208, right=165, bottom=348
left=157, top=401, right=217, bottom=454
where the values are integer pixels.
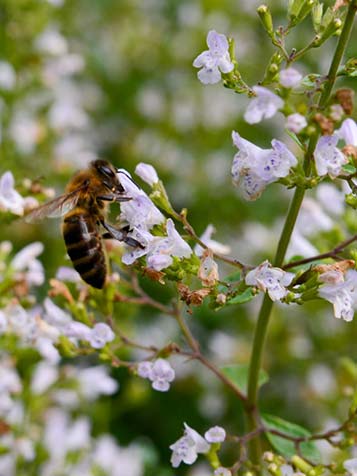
left=257, top=5, right=274, bottom=37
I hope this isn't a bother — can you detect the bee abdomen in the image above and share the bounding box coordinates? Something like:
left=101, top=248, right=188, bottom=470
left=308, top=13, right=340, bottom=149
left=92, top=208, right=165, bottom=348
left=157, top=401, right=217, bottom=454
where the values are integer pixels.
left=62, top=212, right=106, bottom=289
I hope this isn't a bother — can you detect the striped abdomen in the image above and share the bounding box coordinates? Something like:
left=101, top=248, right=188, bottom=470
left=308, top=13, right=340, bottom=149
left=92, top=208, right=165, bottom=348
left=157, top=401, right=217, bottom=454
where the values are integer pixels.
left=62, top=208, right=106, bottom=289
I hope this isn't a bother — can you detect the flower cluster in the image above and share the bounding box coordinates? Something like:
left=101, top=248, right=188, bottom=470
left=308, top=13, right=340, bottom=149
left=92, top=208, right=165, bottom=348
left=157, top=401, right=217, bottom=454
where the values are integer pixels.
left=245, top=261, right=294, bottom=301
left=169, top=423, right=226, bottom=468
left=138, top=358, right=175, bottom=392
left=0, top=172, right=38, bottom=216
left=231, top=131, right=297, bottom=200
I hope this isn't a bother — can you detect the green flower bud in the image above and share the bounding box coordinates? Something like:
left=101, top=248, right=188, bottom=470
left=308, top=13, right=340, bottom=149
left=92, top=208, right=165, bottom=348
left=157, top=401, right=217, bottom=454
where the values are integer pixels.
left=257, top=4, right=274, bottom=37
left=312, top=3, right=323, bottom=31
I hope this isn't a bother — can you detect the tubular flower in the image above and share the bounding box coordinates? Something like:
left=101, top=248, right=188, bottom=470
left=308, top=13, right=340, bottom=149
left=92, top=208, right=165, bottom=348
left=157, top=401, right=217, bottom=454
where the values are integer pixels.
left=244, top=86, right=283, bottom=124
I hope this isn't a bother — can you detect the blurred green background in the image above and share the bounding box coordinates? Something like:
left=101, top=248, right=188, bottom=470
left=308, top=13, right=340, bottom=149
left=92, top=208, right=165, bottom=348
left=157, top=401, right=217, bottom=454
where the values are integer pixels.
left=1, top=0, right=357, bottom=474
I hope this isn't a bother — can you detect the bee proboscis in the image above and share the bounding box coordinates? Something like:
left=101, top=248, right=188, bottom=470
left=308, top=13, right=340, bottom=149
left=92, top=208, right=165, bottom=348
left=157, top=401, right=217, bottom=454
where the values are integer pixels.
left=26, top=159, right=141, bottom=289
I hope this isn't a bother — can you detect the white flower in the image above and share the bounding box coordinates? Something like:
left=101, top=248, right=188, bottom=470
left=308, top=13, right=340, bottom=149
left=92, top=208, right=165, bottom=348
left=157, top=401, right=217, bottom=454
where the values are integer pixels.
left=35, top=28, right=68, bottom=55
left=138, top=359, right=175, bottom=392
left=279, top=67, right=302, bottom=88
left=344, top=458, right=357, bottom=476
left=118, top=170, right=165, bottom=231
left=244, top=86, right=283, bottom=124
left=194, top=224, right=231, bottom=256
left=0, top=171, right=25, bottom=215
left=9, top=114, right=42, bottom=155
left=135, top=163, right=159, bottom=186
left=319, top=269, right=357, bottom=322
left=286, top=113, right=307, bottom=134
left=314, top=135, right=347, bottom=179
left=77, top=366, right=118, bottom=400
left=215, top=468, right=232, bottom=476
left=193, top=30, right=233, bottom=85
left=204, top=426, right=226, bottom=443
left=245, top=261, right=294, bottom=301
left=231, top=131, right=297, bottom=200
left=31, top=362, right=59, bottom=394
left=316, top=183, right=345, bottom=216
left=0, top=61, right=16, bottom=90
left=87, top=323, right=115, bottom=349
left=170, top=423, right=209, bottom=468
left=330, top=104, right=344, bottom=122
left=11, top=242, right=45, bottom=286
left=44, top=297, right=72, bottom=331
left=55, top=266, right=81, bottom=282
left=63, top=321, right=91, bottom=340
left=122, top=219, right=192, bottom=270
left=336, top=118, right=357, bottom=146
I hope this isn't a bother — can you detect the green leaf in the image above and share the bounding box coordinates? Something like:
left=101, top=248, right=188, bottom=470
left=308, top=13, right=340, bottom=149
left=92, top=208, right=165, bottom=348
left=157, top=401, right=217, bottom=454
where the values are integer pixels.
left=222, top=364, right=268, bottom=394
left=227, top=288, right=254, bottom=305
left=261, top=413, right=320, bottom=463
left=284, top=129, right=305, bottom=151
left=342, top=164, right=357, bottom=174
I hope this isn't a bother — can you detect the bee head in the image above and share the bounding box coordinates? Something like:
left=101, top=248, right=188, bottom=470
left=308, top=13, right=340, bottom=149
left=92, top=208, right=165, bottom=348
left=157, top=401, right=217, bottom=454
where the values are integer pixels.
left=91, top=160, right=125, bottom=193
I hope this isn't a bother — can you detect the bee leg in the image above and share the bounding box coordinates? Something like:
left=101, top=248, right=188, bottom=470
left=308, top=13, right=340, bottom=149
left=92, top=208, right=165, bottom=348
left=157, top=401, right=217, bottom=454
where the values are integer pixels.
left=96, top=195, right=132, bottom=203
left=101, top=221, right=144, bottom=248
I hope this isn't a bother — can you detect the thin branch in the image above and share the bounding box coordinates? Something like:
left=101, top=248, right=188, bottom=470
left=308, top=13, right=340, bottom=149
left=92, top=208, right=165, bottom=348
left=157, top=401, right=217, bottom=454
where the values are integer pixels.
left=283, top=233, right=357, bottom=270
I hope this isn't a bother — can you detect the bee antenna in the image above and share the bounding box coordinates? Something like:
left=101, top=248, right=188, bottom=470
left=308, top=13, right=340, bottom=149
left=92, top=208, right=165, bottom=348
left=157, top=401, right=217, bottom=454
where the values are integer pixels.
left=116, top=169, right=141, bottom=190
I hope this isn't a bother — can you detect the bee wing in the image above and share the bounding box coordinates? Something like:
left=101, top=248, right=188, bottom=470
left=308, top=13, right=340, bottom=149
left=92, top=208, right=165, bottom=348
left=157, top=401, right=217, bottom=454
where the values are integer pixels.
left=25, top=185, right=85, bottom=223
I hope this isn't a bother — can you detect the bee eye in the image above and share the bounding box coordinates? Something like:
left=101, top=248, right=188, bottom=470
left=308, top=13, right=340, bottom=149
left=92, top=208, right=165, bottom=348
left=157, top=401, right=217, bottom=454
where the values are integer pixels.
left=94, top=160, right=115, bottom=178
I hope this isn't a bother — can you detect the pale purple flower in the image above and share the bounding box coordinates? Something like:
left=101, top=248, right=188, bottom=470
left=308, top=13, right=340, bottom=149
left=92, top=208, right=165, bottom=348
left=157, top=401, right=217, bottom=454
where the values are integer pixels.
left=170, top=423, right=209, bottom=468
left=344, top=458, right=357, bottom=476
left=63, top=321, right=91, bottom=340
left=204, top=426, right=226, bottom=443
left=0, top=61, right=16, bottom=90
left=135, top=163, right=159, bottom=186
left=314, top=135, right=347, bottom=178
left=55, top=266, right=81, bottom=283
left=137, top=361, right=153, bottom=379
left=245, top=260, right=294, bottom=301
left=118, top=170, right=165, bottom=231
left=11, top=242, right=44, bottom=286
left=215, top=468, right=232, bottom=476
left=35, top=28, right=68, bottom=55
left=194, top=224, right=231, bottom=256
left=231, top=131, right=297, bottom=200
left=193, top=30, right=234, bottom=85
left=0, top=171, right=25, bottom=215
left=138, top=359, right=175, bottom=392
left=330, top=104, right=344, bottom=122
left=336, top=118, right=357, bottom=146
left=31, top=362, right=59, bottom=394
left=0, top=312, right=7, bottom=334
left=43, top=297, right=72, bottom=331
left=77, top=366, right=118, bottom=400
left=244, top=86, right=283, bottom=124
left=87, top=323, right=115, bottom=349
left=35, top=337, right=61, bottom=364
left=286, top=113, right=307, bottom=134
left=319, top=269, right=357, bottom=322
left=279, top=67, right=302, bottom=88
left=316, top=183, right=345, bottom=216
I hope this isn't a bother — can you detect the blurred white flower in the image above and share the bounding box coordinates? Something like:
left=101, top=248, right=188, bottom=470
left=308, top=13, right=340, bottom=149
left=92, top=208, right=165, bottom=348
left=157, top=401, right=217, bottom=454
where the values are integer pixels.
left=344, top=458, right=357, bottom=476
left=55, top=266, right=81, bottom=282
left=87, top=323, right=115, bottom=349
left=11, top=242, right=45, bottom=286
left=194, top=224, right=231, bottom=256
left=244, top=86, right=283, bottom=124
left=286, top=230, right=318, bottom=260
left=307, top=364, right=336, bottom=397
left=314, top=135, right=347, bottom=179
left=44, top=297, right=72, bottom=331
left=330, top=104, right=344, bottom=122
left=204, top=426, right=226, bottom=443
left=135, top=162, right=159, bottom=186
left=286, top=113, right=307, bottom=134
left=9, top=114, right=42, bottom=154
left=35, top=28, right=68, bottom=55
left=63, top=321, right=91, bottom=340
left=245, top=261, right=294, bottom=301
left=42, top=54, right=85, bottom=85
left=279, top=67, right=302, bottom=88
left=336, top=118, right=357, bottom=146
left=193, top=30, right=233, bottom=84
left=0, top=61, right=16, bottom=90
left=31, top=361, right=59, bottom=394
left=316, top=183, right=345, bottom=216
left=214, top=468, right=232, bottom=476
left=77, top=366, right=118, bottom=400
left=170, top=423, right=209, bottom=468
left=0, top=171, right=25, bottom=215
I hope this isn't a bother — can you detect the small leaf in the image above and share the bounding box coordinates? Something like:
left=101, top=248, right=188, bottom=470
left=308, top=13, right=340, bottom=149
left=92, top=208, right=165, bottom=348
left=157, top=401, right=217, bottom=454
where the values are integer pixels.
left=342, top=164, right=357, bottom=174
left=262, top=413, right=320, bottom=463
left=227, top=288, right=254, bottom=305
left=222, top=364, right=268, bottom=394
left=301, top=74, right=322, bottom=89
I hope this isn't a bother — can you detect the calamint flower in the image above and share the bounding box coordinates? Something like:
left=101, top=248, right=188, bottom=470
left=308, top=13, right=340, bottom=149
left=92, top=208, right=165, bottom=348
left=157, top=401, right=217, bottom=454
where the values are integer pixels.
left=170, top=423, right=209, bottom=468
left=314, top=135, right=347, bottom=179
left=138, top=359, right=175, bottom=392
left=194, top=224, right=231, bottom=256
left=344, top=458, right=357, bottom=476
left=0, top=171, right=25, bottom=216
left=286, top=113, right=307, bottom=134
left=231, top=131, right=297, bottom=200
left=135, top=162, right=159, bottom=186
left=279, top=67, right=302, bottom=88
left=204, top=426, right=226, bottom=443
left=336, top=118, right=357, bottom=146
left=318, top=269, right=357, bottom=322
left=245, top=261, right=294, bottom=301
left=244, top=86, right=283, bottom=124
left=193, top=30, right=234, bottom=85
left=11, top=242, right=45, bottom=286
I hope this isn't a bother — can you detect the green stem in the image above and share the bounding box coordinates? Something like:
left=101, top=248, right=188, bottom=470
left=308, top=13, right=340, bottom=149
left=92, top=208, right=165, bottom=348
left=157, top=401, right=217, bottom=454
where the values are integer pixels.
left=245, top=0, right=357, bottom=467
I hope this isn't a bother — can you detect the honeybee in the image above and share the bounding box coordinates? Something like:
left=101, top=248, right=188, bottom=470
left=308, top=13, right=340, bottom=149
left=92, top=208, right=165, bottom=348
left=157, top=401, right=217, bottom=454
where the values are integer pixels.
left=26, top=160, right=142, bottom=289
